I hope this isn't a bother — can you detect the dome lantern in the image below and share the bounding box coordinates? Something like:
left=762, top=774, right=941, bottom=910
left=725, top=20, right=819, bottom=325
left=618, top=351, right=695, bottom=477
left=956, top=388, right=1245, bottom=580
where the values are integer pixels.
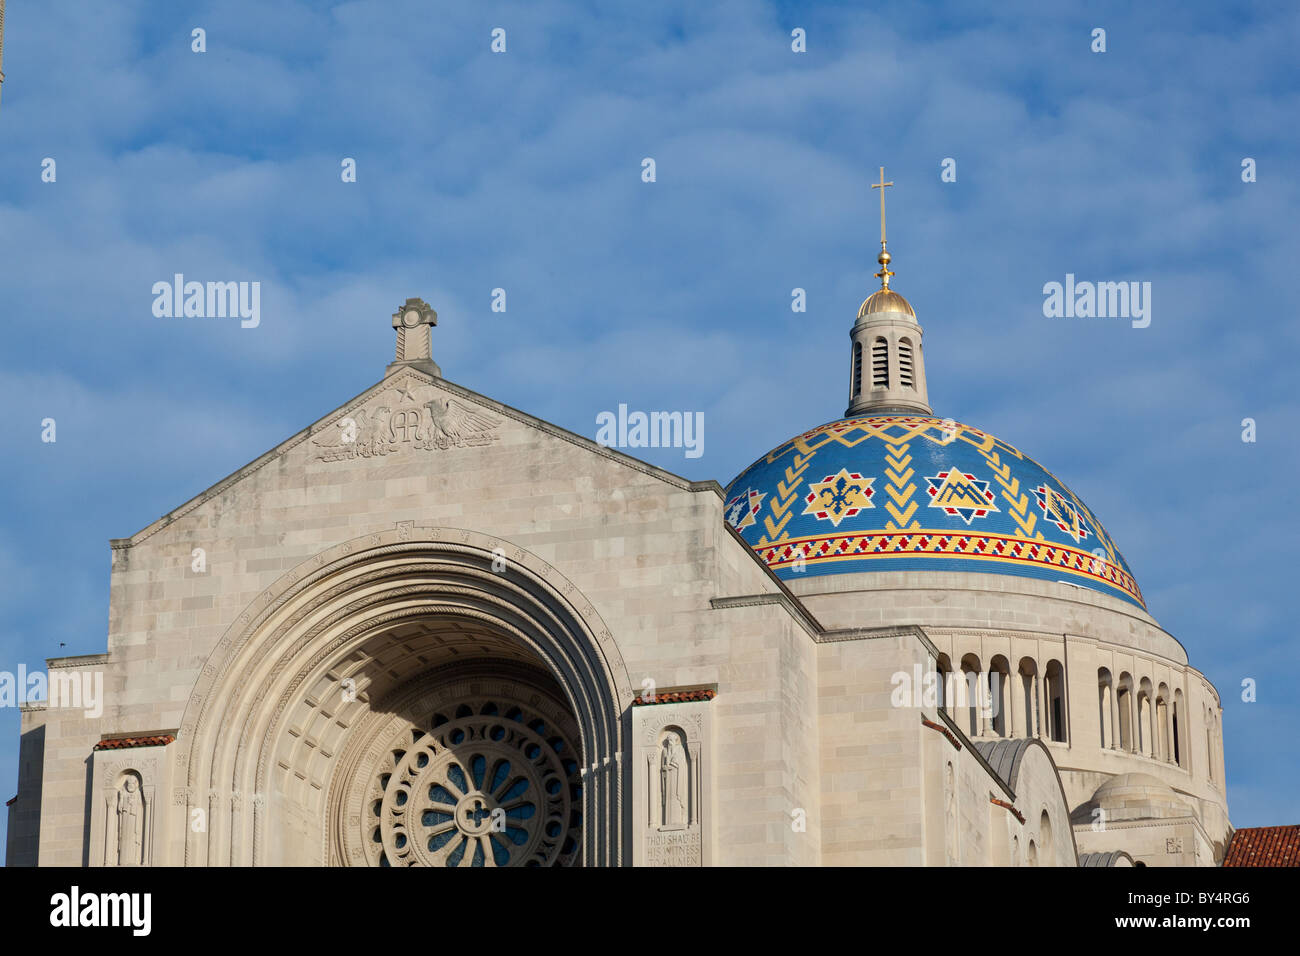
left=846, top=167, right=930, bottom=417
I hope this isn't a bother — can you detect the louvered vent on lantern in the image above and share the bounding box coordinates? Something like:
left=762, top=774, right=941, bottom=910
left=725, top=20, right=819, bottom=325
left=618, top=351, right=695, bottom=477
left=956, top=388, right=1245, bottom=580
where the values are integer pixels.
left=852, top=342, right=862, bottom=396
left=899, top=339, right=915, bottom=389
left=871, top=338, right=889, bottom=387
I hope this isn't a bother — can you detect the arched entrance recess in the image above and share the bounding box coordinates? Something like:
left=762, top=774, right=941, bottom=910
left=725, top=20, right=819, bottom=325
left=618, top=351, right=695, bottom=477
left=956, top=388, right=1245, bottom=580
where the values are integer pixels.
left=174, top=526, right=633, bottom=866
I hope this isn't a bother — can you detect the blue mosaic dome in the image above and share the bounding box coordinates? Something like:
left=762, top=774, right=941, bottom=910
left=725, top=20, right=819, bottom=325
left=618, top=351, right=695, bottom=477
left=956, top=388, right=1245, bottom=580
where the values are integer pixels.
left=724, top=415, right=1144, bottom=609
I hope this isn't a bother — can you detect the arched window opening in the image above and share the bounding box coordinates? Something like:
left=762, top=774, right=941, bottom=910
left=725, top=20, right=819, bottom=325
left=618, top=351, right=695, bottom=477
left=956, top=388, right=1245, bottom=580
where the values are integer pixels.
left=852, top=342, right=863, bottom=396
left=960, top=653, right=982, bottom=737
left=936, top=653, right=952, bottom=713
left=988, top=656, right=1010, bottom=738
left=1172, top=689, right=1184, bottom=767
left=1017, top=658, right=1039, bottom=738
left=1206, top=709, right=1215, bottom=784
left=1157, top=683, right=1171, bottom=763
left=1215, top=712, right=1223, bottom=783
left=1117, top=673, right=1134, bottom=752
left=1045, top=660, right=1066, bottom=743
left=1097, top=668, right=1114, bottom=749
left=1138, top=678, right=1154, bottom=756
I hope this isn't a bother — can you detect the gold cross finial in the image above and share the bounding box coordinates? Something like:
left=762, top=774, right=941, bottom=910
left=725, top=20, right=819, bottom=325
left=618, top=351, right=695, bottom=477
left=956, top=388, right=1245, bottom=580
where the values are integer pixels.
left=871, top=166, right=893, bottom=248
left=871, top=166, right=895, bottom=289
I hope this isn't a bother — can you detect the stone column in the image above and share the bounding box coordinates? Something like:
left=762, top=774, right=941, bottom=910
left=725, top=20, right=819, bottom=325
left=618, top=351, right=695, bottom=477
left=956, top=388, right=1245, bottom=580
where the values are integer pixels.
left=1109, top=683, right=1119, bottom=750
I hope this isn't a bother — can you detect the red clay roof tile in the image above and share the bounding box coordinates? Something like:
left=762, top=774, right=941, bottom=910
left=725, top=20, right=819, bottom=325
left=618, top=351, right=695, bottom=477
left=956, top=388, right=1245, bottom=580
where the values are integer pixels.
left=632, top=689, right=716, bottom=706
left=93, top=734, right=176, bottom=751
left=1223, top=825, right=1300, bottom=867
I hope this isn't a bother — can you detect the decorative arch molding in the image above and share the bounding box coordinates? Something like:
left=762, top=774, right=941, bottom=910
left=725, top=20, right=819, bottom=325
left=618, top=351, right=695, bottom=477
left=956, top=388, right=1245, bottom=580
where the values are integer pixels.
left=176, top=525, right=633, bottom=867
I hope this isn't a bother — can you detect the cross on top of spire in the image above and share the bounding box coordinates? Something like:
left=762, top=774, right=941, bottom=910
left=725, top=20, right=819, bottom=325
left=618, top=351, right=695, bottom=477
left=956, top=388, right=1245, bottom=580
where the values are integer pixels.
left=871, top=166, right=893, bottom=247
left=871, top=166, right=895, bottom=289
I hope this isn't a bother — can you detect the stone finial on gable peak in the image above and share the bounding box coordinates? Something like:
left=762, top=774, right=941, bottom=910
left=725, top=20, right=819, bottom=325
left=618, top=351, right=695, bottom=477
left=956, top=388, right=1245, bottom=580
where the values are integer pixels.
left=387, top=297, right=441, bottom=378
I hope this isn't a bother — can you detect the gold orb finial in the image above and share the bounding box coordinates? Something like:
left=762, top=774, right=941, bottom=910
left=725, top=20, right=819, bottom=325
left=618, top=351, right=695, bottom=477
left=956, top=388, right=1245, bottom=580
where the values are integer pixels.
left=875, top=249, right=894, bottom=289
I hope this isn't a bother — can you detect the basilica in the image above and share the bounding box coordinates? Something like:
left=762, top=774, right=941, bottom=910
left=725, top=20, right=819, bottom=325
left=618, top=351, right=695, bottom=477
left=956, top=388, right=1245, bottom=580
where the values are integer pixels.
left=5, top=190, right=1232, bottom=866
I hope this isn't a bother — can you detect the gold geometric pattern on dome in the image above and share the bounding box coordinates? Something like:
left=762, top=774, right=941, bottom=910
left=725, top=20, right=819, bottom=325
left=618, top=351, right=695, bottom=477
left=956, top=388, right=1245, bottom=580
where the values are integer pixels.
left=882, top=439, right=919, bottom=529
left=765, top=417, right=1007, bottom=470
left=735, top=414, right=1139, bottom=604
left=1031, top=459, right=1116, bottom=558
left=975, top=444, right=1040, bottom=539
left=925, top=467, right=1000, bottom=524
left=1034, top=484, right=1091, bottom=544
left=801, top=468, right=875, bottom=527
left=724, top=488, right=766, bottom=532
left=759, top=450, right=812, bottom=544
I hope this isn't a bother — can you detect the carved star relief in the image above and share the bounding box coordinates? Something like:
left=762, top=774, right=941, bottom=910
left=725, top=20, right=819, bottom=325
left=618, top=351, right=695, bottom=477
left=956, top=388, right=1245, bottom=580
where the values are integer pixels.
left=393, top=381, right=420, bottom=404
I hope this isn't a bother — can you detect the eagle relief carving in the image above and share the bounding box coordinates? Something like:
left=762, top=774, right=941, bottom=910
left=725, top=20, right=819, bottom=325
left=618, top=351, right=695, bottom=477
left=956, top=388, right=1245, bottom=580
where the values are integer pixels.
left=312, top=383, right=501, bottom=463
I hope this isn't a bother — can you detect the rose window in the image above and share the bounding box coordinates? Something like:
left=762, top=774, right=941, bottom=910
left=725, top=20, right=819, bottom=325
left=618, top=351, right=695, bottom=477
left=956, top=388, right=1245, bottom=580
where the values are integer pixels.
left=369, top=698, right=582, bottom=866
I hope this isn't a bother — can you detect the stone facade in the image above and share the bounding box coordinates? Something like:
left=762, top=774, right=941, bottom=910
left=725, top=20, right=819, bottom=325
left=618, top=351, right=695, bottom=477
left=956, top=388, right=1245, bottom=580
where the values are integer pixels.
left=792, top=569, right=1230, bottom=865
left=5, top=298, right=1229, bottom=867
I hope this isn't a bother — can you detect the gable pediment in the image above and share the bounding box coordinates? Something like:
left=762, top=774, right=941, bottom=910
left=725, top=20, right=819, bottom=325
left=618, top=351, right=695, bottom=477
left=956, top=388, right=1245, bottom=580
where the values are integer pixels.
left=116, top=366, right=715, bottom=548
left=310, top=375, right=503, bottom=464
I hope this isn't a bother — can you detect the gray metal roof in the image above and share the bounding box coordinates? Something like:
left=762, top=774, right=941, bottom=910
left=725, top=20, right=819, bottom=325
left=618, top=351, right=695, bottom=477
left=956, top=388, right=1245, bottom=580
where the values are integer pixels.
left=972, top=738, right=1037, bottom=793
left=1079, top=850, right=1135, bottom=868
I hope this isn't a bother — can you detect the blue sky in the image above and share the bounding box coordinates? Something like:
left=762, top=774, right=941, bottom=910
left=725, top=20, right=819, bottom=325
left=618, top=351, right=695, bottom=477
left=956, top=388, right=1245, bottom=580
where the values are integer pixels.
left=1, top=0, right=1297, bottom=849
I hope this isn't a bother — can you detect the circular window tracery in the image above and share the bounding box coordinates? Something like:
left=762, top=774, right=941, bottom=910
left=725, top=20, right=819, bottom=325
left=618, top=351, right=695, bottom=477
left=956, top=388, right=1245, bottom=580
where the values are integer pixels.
left=364, top=690, right=582, bottom=867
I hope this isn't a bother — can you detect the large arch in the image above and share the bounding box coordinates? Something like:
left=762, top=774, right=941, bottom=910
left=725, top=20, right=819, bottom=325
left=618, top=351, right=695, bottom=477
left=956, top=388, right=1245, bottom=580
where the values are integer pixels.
left=174, top=526, right=634, bottom=866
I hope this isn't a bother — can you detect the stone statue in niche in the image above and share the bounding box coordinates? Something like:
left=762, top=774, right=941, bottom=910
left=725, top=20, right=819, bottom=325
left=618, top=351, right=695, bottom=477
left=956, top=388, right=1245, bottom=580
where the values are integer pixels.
left=116, top=775, right=144, bottom=866
left=634, top=707, right=709, bottom=867
left=659, top=731, right=688, bottom=830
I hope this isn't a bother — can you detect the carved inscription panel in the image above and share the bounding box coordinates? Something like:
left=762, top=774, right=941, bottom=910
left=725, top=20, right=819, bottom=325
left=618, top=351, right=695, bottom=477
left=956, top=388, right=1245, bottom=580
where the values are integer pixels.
left=631, top=699, right=713, bottom=867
